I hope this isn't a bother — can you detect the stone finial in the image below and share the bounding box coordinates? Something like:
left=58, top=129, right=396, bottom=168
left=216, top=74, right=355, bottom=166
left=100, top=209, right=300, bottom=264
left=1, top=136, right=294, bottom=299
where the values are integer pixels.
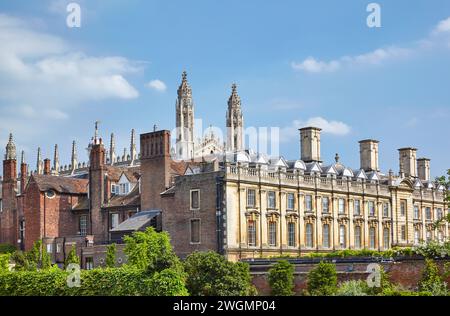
left=93, top=121, right=101, bottom=144
left=130, top=129, right=137, bottom=162
left=5, top=133, right=16, bottom=160
left=335, top=153, right=340, bottom=163
left=53, top=144, right=59, bottom=174
left=20, top=150, right=25, bottom=165
left=71, top=141, right=78, bottom=172
left=110, top=133, right=116, bottom=165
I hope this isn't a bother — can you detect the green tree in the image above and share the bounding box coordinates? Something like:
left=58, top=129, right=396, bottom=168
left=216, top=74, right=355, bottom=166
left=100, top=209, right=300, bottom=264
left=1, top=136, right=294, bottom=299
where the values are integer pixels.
left=268, top=260, right=295, bottom=296
left=419, top=259, right=448, bottom=295
left=123, top=227, right=182, bottom=274
left=65, top=245, right=80, bottom=268
left=307, top=261, right=338, bottom=296
left=435, top=170, right=450, bottom=226
left=184, top=251, right=256, bottom=296
left=11, top=240, right=52, bottom=271
left=106, top=243, right=117, bottom=268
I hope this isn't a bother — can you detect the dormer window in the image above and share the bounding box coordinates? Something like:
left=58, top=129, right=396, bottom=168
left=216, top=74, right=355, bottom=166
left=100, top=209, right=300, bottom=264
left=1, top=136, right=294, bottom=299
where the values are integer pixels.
left=119, top=183, right=130, bottom=195
left=111, top=184, right=119, bottom=195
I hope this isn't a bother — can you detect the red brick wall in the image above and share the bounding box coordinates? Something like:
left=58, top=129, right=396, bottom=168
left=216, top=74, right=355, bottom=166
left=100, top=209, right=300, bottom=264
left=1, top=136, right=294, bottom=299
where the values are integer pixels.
left=251, top=259, right=450, bottom=295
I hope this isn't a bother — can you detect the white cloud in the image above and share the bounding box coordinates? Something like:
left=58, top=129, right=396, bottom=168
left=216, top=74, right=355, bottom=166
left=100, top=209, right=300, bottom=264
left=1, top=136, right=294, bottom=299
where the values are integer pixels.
left=0, top=13, right=143, bottom=151
left=146, top=79, right=167, bottom=92
left=292, top=16, right=450, bottom=74
left=281, top=117, right=351, bottom=142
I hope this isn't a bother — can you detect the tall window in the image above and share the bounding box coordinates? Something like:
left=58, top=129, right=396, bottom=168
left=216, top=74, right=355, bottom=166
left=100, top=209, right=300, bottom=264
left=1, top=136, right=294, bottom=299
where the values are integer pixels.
left=383, top=228, right=390, bottom=250
left=369, top=227, right=376, bottom=249
left=354, top=200, right=361, bottom=216
left=287, top=222, right=296, bottom=247
left=414, top=205, right=420, bottom=220
left=383, top=203, right=390, bottom=217
left=247, top=189, right=256, bottom=208
left=338, top=199, right=345, bottom=214
left=414, top=230, right=420, bottom=245
left=436, top=208, right=443, bottom=220
left=79, top=215, right=88, bottom=236
left=401, top=225, right=406, bottom=241
left=268, top=191, right=276, bottom=209
left=305, top=195, right=313, bottom=212
left=322, top=197, right=329, bottom=214
left=354, top=226, right=362, bottom=249
left=85, top=257, right=94, bottom=270
left=110, top=213, right=119, bottom=230
left=190, top=219, right=201, bottom=244
left=339, top=225, right=346, bottom=248
left=322, top=224, right=330, bottom=248
left=426, top=230, right=432, bottom=242
left=368, top=201, right=375, bottom=217
left=190, top=190, right=200, bottom=209
left=305, top=223, right=313, bottom=248
left=247, top=220, right=256, bottom=247
left=400, top=200, right=406, bottom=217
left=268, top=221, right=277, bottom=246
left=287, top=193, right=295, bottom=210
left=425, top=207, right=432, bottom=220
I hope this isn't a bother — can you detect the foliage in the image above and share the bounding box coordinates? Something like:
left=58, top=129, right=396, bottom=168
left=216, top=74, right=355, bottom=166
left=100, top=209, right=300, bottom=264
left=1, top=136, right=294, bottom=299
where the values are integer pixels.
left=419, top=259, right=448, bottom=295
left=413, top=241, right=450, bottom=259
left=184, top=251, right=256, bottom=296
left=0, top=244, right=16, bottom=254
left=307, top=261, right=338, bottom=296
left=11, top=240, right=52, bottom=271
left=124, top=227, right=182, bottom=274
left=336, top=280, right=369, bottom=296
left=0, top=266, right=188, bottom=296
left=64, top=245, right=80, bottom=269
left=106, top=243, right=117, bottom=268
left=366, top=266, right=394, bottom=295
left=268, top=260, right=295, bottom=296
left=0, top=254, right=10, bottom=272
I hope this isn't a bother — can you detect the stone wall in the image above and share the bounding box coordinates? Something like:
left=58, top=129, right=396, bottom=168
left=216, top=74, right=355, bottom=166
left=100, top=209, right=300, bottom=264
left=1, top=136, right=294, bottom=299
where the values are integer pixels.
left=251, top=259, right=450, bottom=295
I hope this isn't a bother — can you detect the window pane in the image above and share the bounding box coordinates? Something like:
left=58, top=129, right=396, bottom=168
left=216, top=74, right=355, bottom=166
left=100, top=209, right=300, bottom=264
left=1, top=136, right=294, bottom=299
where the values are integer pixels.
left=190, top=219, right=200, bottom=243
left=268, top=221, right=277, bottom=246
left=248, top=220, right=256, bottom=246
left=306, top=224, right=313, bottom=248
left=338, top=199, right=345, bottom=214
left=384, top=203, right=390, bottom=217
left=305, top=195, right=312, bottom=212
left=339, top=225, right=346, bottom=248
left=288, top=222, right=295, bottom=247
left=369, top=227, right=376, bottom=249
left=287, top=193, right=295, bottom=210
left=355, top=226, right=361, bottom=249
left=80, top=215, right=88, bottom=236
left=323, top=224, right=330, bottom=248
left=383, top=228, right=390, bottom=250
left=354, top=200, right=360, bottom=216
left=247, top=189, right=256, bottom=207
left=191, top=190, right=200, bottom=209
left=110, top=214, right=119, bottom=230
left=322, top=197, right=329, bottom=213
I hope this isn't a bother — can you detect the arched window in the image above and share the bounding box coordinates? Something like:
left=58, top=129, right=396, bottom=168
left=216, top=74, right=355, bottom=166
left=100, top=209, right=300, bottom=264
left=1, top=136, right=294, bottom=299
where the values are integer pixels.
left=339, top=225, right=346, bottom=248
left=322, top=224, right=330, bottom=248
left=306, top=223, right=313, bottom=248
left=354, top=226, right=362, bottom=249
left=383, top=228, right=390, bottom=250
left=369, top=227, right=376, bottom=249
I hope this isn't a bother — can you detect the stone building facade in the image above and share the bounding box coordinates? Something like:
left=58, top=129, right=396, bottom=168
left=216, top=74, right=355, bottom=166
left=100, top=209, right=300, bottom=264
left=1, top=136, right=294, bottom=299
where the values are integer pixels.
left=0, top=72, right=448, bottom=267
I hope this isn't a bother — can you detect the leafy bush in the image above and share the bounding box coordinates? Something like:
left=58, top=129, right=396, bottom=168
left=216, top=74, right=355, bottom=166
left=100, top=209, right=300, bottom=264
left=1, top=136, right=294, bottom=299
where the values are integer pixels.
left=64, top=245, right=80, bottom=269
left=268, top=260, right=295, bottom=296
left=0, top=244, right=15, bottom=254
left=124, top=227, right=182, bottom=274
left=336, top=280, right=369, bottom=296
left=10, top=240, right=52, bottom=271
left=307, top=261, right=337, bottom=296
left=0, top=266, right=188, bottom=296
left=184, top=251, right=256, bottom=296
left=106, top=243, right=117, bottom=268
left=0, top=254, right=10, bottom=272
left=419, top=259, right=448, bottom=295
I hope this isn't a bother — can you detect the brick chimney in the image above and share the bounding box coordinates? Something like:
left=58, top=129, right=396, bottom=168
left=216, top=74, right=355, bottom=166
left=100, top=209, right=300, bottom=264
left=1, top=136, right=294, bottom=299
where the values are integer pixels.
left=89, top=137, right=106, bottom=242
left=43, top=159, right=51, bottom=175
left=359, top=139, right=380, bottom=172
left=140, top=130, right=172, bottom=210
left=299, top=127, right=321, bottom=163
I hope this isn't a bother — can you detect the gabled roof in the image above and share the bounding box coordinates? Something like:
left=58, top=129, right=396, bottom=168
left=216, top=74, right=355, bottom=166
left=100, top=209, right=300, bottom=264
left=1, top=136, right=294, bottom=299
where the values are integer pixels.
left=104, top=184, right=140, bottom=208
left=414, top=178, right=424, bottom=188
left=354, top=169, right=368, bottom=180
left=306, top=162, right=322, bottom=173
left=367, top=171, right=380, bottom=181
left=322, top=165, right=338, bottom=175
left=269, top=157, right=288, bottom=168
left=287, top=160, right=306, bottom=170
left=31, top=175, right=88, bottom=195
left=106, top=166, right=140, bottom=183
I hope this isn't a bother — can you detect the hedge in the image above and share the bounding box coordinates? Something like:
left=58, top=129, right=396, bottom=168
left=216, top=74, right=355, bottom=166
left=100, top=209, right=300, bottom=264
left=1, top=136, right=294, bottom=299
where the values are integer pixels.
left=0, top=267, right=188, bottom=296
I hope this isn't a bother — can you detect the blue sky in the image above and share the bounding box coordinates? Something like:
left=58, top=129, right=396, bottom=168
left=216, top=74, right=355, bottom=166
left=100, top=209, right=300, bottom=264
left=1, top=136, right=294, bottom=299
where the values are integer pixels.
left=0, top=0, right=449, bottom=177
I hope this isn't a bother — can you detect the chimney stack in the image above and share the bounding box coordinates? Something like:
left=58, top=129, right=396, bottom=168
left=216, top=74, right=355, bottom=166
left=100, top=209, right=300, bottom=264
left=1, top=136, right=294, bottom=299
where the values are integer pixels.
left=359, top=139, right=380, bottom=172
left=417, top=158, right=430, bottom=182
left=299, top=127, right=321, bottom=163
left=398, top=147, right=417, bottom=178
left=43, top=159, right=51, bottom=175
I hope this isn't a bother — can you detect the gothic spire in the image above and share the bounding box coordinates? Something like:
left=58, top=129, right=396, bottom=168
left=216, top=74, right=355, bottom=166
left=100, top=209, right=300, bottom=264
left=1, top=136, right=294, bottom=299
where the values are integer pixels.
left=226, top=83, right=244, bottom=152
left=5, top=133, right=16, bottom=160
left=54, top=144, right=59, bottom=174
left=110, top=133, right=116, bottom=165
left=36, top=147, right=43, bottom=174
left=177, top=71, right=193, bottom=100
left=71, top=141, right=77, bottom=171
left=130, top=129, right=137, bottom=163
left=228, top=83, right=241, bottom=109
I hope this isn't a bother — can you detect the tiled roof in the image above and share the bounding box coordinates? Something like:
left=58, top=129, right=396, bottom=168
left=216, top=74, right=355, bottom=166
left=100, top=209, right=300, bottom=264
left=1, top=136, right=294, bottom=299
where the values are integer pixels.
left=72, top=196, right=89, bottom=211
left=32, top=175, right=88, bottom=195
left=104, top=184, right=140, bottom=208
left=106, top=165, right=140, bottom=183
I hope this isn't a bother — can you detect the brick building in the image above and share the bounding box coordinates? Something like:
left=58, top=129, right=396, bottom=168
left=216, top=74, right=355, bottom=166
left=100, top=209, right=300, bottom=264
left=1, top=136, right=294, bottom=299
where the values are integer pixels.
left=0, top=72, right=448, bottom=267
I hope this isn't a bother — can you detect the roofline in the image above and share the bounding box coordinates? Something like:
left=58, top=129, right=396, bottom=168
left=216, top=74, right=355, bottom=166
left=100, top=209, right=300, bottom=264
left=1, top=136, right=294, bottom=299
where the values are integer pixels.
left=359, top=139, right=379, bottom=144
left=398, top=147, right=418, bottom=151
left=299, top=126, right=322, bottom=132
left=417, top=157, right=430, bottom=161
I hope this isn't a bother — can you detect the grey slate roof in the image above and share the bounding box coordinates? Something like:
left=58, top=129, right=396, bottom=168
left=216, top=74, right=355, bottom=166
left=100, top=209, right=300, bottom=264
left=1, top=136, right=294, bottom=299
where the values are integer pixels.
left=110, top=210, right=160, bottom=232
